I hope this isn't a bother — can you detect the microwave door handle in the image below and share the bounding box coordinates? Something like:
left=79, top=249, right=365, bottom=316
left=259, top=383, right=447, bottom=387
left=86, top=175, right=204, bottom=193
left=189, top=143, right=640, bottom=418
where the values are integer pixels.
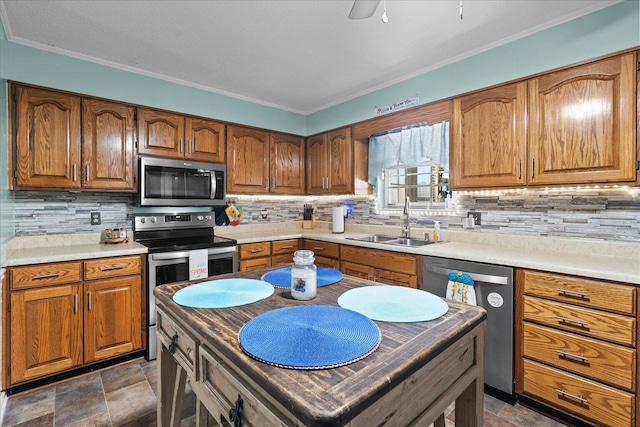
left=211, top=172, right=216, bottom=200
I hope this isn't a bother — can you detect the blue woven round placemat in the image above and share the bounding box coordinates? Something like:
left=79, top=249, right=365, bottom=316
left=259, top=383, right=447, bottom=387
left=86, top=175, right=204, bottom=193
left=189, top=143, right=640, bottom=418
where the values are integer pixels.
left=239, top=305, right=381, bottom=369
left=261, top=267, right=343, bottom=288
left=173, top=278, right=274, bottom=308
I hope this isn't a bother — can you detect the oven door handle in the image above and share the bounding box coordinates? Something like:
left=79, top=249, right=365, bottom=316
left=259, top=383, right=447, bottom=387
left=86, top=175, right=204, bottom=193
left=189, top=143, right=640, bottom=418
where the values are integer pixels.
left=425, top=265, right=510, bottom=285
left=150, top=246, right=237, bottom=261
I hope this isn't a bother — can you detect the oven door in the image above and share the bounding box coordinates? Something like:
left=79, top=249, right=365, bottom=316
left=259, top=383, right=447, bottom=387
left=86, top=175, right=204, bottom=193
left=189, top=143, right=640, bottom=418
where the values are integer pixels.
left=146, top=246, right=237, bottom=360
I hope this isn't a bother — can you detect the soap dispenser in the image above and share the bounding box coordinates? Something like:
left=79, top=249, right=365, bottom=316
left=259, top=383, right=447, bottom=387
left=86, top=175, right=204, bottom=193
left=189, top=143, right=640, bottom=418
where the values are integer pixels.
left=433, top=221, right=441, bottom=242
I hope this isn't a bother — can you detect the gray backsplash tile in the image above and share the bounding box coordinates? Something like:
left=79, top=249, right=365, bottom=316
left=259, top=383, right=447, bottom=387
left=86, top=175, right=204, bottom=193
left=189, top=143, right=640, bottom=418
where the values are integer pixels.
left=8, top=189, right=640, bottom=242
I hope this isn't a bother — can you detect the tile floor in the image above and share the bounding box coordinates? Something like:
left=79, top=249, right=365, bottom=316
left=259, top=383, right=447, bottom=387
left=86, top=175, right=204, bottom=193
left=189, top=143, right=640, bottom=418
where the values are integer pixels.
left=1, top=358, right=570, bottom=427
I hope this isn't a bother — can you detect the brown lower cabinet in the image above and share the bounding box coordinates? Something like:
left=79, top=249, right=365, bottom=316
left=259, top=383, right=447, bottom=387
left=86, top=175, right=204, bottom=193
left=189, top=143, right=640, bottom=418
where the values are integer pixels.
left=302, top=239, right=340, bottom=269
left=5, top=255, right=144, bottom=387
left=516, top=269, right=638, bottom=427
left=340, top=245, right=421, bottom=289
left=238, top=239, right=300, bottom=271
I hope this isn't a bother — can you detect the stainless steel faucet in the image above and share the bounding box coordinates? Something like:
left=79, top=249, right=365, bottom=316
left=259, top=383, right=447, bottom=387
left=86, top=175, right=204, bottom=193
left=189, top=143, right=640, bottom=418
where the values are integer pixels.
left=401, top=196, right=411, bottom=238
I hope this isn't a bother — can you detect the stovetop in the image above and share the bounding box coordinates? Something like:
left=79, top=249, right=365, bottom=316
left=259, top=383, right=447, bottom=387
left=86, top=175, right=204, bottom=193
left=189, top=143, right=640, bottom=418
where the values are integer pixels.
left=136, top=234, right=237, bottom=254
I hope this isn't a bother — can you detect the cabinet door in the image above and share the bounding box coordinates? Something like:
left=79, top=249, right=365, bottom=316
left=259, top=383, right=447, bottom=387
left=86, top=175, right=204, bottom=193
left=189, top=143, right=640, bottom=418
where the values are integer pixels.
left=10, top=285, right=83, bottom=384
left=82, top=98, right=136, bottom=191
left=239, top=257, right=272, bottom=272
left=270, top=133, right=305, bottom=195
left=13, top=85, right=81, bottom=189
left=84, top=276, right=142, bottom=363
left=341, top=261, right=375, bottom=281
left=185, top=117, right=226, bottom=163
left=451, top=82, right=527, bottom=189
left=227, top=126, right=270, bottom=194
left=528, top=52, right=636, bottom=185
left=137, top=108, right=185, bottom=159
left=327, top=128, right=353, bottom=194
left=306, top=134, right=328, bottom=194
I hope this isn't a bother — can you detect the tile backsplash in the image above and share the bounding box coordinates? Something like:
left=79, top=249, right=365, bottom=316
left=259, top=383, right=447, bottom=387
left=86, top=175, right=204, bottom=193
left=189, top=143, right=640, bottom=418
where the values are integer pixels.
left=9, top=188, right=640, bottom=242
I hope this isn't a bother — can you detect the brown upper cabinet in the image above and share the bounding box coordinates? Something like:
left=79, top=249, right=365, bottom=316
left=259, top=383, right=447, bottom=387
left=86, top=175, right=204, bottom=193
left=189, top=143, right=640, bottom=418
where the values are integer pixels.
left=227, top=125, right=305, bottom=195
left=11, top=84, right=136, bottom=192
left=451, top=52, right=637, bottom=189
left=137, top=108, right=225, bottom=163
left=306, top=127, right=353, bottom=194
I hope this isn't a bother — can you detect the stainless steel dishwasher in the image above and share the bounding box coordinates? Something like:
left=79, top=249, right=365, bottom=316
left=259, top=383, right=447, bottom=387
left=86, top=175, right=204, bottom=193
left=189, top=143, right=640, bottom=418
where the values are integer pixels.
left=423, top=255, right=515, bottom=400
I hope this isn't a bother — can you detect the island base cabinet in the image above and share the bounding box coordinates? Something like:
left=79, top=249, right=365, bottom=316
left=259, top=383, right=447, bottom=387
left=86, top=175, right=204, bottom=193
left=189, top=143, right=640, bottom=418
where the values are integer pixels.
left=522, top=359, right=634, bottom=427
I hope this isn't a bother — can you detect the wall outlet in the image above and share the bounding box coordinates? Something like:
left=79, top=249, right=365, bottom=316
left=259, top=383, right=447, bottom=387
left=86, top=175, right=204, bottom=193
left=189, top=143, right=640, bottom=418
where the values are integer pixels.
left=467, top=211, right=481, bottom=226
left=91, top=212, right=101, bottom=225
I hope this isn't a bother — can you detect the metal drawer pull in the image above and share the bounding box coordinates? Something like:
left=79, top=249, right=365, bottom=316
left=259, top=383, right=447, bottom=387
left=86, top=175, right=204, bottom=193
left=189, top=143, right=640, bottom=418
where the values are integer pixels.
left=33, top=272, right=60, bottom=279
left=280, top=245, right=293, bottom=249
left=86, top=164, right=90, bottom=181
left=229, top=395, right=243, bottom=427
left=88, top=292, right=92, bottom=311
left=74, top=294, right=78, bottom=314
left=555, top=389, right=588, bottom=404
left=557, top=316, right=588, bottom=327
left=556, top=350, right=588, bottom=363
left=249, top=248, right=265, bottom=253
left=557, top=288, right=588, bottom=299
left=168, top=333, right=178, bottom=355
left=102, top=265, right=125, bottom=271
left=313, top=246, right=325, bottom=251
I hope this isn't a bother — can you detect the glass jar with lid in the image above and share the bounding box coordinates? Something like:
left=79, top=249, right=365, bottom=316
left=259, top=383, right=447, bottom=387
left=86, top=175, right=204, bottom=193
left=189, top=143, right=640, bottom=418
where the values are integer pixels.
left=291, top=250, right=317, bottom=300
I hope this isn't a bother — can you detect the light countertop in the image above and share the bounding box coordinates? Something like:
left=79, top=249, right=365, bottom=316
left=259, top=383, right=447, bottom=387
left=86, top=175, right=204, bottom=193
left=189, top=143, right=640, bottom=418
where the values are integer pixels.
left=3, top=223, right=639, bottom=285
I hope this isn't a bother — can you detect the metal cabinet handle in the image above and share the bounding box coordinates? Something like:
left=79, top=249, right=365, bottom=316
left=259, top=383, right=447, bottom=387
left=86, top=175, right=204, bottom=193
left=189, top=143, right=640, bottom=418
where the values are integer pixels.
left=312, top=246, right=324, bottom=251
left=266, top=177, right=269, bottom=191
left=179, top=139, right=183, bottom=153
left=88, top=291, right=92, bottom=311
left=102, top=265, right=125, bottom=271
left=73, top=164, right=77, bottom=181
left=168, top=333, right=178, bottom=354
left=557, top=316, right=588, bottom=327
left=555, top=389, right=588, bottom=404
left=531, top=157, right=535, bottom=179
left=280, top=245, right=293, bottom=249
left=187, top=139, right=192, bottom=154
left=557, top=288, right=588, bottom=299
left=34, top=272, right=60, bottom=280
left=86, top=164, right=90, bottom=181
left=249, top=248, right=265, bottom=253
left=518, top=159, right=522, bottom=179
left=556, top=349, right=588, bottom=363
left=229, top=395, right=243, bottom=427
left=272, top=177, right=276, bottom=189
left=74, top=294, right=78, bottom=313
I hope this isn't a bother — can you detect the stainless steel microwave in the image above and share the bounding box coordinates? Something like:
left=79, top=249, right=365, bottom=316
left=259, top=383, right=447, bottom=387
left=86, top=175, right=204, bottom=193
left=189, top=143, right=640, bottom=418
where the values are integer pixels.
left=139, top=157, right=226, bottom=206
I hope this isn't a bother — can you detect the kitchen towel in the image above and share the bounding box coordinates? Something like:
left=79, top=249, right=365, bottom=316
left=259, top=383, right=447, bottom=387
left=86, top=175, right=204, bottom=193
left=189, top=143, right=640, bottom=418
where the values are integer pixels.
left=445, top=271, right=476, bottom=305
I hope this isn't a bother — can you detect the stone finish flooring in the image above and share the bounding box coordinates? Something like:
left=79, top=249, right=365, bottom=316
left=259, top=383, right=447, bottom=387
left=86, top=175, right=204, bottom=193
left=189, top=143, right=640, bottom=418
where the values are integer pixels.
left=1, top=358, right=569, bottom=427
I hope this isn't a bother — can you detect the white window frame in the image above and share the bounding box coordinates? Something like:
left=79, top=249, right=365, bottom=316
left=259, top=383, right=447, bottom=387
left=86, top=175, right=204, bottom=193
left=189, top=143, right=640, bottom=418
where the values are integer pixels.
left=383, top=163, right=446, bottom=209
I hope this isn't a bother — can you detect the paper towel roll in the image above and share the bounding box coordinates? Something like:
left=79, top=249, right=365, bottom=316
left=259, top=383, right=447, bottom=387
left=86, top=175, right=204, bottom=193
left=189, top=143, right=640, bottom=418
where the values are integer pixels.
left=332, top=206, right=345, bottom=233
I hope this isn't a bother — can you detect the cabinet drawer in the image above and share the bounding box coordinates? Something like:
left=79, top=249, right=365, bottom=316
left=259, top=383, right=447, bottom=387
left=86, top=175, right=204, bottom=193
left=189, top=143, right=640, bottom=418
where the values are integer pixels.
left=376, top=270, right=417, bottom=288
left=341, top=245, right=418, bottom=275
left=84, top=256, right=141, bottom=280
left=521, top=270, right=636, bottom=315
left=303, top=239, right=339, bottom=259
left=271, top=254, right=293, bottom=267
left=199, top=344, right=293, bottom=427
left=523, top=322, right=635, bottom=391
left=523, top=296, right=636, bottom=347
left=315, top=255, right=339, bottom=269
left=239, top=257, right=272, bottom=272
left=157, top=308, right=198, bottom=377
left=239, top=242, right=271, bottom=260
left=10, top=261, right=83, bottom=289
left=522, top=359, right=634, bottom=427
left=271, top=239, right=299, bottom=255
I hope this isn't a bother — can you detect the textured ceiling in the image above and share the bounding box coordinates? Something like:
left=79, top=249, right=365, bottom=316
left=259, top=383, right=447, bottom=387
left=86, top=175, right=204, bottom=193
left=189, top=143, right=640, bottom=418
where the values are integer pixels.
left=0, top=0, right=621, bottom=114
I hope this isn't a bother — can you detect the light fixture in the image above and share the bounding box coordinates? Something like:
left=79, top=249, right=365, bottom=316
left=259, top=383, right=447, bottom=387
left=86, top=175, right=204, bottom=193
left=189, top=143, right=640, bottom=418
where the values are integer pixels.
left=381, top=0, right=388, bottom=23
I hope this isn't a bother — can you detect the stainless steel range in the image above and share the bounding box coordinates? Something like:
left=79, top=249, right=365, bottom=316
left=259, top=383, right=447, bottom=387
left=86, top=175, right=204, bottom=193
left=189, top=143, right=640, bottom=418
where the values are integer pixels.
left=133, top=212, right=238, bottom=360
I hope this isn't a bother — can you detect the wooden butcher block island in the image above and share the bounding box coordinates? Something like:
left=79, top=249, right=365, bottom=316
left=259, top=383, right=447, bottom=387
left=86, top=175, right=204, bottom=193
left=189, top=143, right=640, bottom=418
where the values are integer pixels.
left=154, top=268, right=487, bottom=427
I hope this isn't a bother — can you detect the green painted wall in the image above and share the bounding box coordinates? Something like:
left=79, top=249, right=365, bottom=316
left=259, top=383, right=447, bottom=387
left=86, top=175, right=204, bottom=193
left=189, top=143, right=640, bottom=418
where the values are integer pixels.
left=0, top=21, right=14, bottom=260
left=307, top=0, right=640, bottom=135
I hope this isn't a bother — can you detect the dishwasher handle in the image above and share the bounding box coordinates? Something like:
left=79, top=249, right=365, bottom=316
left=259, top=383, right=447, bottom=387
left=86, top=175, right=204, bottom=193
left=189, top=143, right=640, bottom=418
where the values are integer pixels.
left=424, top=265, right=509, bottom=285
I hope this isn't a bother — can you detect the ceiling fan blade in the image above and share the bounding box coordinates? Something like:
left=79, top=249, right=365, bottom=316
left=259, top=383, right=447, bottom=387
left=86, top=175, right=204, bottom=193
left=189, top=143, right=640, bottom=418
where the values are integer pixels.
left=348, top=0, right=381, bottom=19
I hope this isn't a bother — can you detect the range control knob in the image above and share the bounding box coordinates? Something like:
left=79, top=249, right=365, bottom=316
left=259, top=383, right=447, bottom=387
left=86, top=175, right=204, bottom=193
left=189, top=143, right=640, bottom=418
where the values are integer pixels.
left=205, top=215, right=212, bottom=221
left=197, top=215, right=204, bottom=221
left=140, top=218, right=146, bottom=224
left=150, top=217, right=157, bottom=223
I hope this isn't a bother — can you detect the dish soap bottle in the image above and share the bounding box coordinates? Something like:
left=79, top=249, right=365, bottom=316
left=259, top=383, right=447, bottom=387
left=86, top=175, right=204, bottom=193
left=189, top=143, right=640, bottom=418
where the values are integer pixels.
left=291, top=250, right=317, bottom=300
left=433, top=221, right=441, bottom=242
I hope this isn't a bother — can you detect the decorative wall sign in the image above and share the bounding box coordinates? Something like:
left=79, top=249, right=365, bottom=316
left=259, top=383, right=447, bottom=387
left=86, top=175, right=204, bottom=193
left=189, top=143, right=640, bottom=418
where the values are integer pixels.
left=373, top=96, right=419, bottom=116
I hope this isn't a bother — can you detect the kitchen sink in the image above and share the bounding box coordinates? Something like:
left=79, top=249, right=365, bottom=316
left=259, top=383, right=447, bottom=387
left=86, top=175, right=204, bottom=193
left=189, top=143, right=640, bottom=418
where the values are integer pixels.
left=346, top=234, right=399, bottom=243
left=384, top=238, right=434, bottom=247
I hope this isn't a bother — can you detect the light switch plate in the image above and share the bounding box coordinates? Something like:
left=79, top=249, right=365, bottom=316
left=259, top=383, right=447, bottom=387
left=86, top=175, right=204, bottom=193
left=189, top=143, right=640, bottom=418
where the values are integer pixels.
left=91, top=212, right=101, bottom=225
